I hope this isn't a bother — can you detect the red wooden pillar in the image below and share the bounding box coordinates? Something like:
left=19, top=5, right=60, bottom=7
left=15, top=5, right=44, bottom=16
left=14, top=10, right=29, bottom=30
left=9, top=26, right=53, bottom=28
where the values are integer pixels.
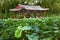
left=36, top=12, right=40, bottom=18
left=14, top=12, right=17, bottom=19
left=29, top=12, right=33, bottom=18
left=21, top=12, right=25, bottom=18
left=39, top=11, right=42, bottom=17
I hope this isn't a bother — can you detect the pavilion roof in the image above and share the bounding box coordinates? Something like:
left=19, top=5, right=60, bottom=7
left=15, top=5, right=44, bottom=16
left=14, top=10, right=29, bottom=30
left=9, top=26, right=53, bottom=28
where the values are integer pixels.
left=9, top=4, right=49, bottom=11
left=21, top=5, right=49, bottom=10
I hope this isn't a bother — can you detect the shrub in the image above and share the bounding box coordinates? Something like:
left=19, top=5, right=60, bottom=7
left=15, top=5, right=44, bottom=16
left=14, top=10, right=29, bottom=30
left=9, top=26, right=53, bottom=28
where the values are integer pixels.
left=0, top=17, right=60, bottom=40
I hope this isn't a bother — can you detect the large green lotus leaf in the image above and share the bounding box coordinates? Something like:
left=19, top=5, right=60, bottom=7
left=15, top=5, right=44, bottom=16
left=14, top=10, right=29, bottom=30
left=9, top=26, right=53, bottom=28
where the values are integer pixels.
left=22, top=26, right=32, bottom=31
left=33, top=26, right=40, bottom=33
left=26, top=33, right=39, bottom=40
left=14, top=30, right=22, bottom=38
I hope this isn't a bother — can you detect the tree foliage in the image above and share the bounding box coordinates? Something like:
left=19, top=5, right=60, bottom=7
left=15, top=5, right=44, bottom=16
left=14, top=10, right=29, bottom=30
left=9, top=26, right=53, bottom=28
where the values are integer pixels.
left=0, top=0, right=60, bottom=18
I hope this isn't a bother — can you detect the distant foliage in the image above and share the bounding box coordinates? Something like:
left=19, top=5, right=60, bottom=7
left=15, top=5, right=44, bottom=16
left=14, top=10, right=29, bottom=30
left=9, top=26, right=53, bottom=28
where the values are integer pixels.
left=39, top=0, right=60, bottom=13
left=0, top=0, right=60, bottom=18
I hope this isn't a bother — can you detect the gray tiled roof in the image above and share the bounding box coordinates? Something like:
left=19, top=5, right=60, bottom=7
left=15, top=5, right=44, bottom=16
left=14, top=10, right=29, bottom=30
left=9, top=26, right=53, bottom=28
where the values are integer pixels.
left=9, top=8, right=21, bottom=11
left=9, top=4, right=49, bottom=11
left=21, top=5, right=49, bottom=10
